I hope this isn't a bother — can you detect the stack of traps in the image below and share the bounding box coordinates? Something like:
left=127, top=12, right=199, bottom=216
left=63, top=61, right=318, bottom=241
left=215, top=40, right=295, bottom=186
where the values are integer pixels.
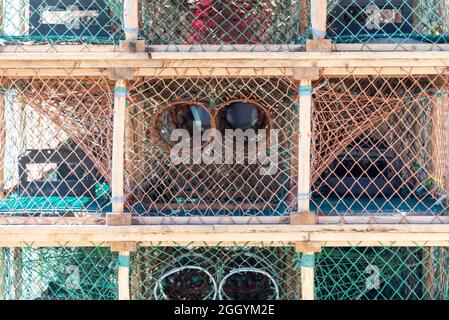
left=0, top=75, right=447, bottom=219
left=3, top=245, right=449, bottom=300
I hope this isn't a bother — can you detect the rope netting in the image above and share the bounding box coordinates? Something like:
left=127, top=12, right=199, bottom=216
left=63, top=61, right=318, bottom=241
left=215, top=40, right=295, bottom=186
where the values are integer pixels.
left=1, top=244, right=449, bottom=300
left=316, top=245, right=449, bottom=300
left=327, top=0, right=449, bottom=50
left=1, top=0, right=448, bottom=51
left=0, top=0, right=124, bottom=51
left=130, top=244, right=302, bottom=300
left=0, top=246, right=117, bottom=300
left=0, top=73, right=446, bottom=222
left=140, top=0, right=310, bottom=51
left=124, top=76, right=298, bottom=217
left=0, top=77, right=114, bottom=220
left=311, top=75, right=449, bottom=218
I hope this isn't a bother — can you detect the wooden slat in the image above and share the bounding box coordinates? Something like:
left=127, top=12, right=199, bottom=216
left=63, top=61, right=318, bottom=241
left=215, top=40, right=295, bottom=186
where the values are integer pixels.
left=1, top=225, right=449, bottom=247
left=310, top=0, right=327, bottom=39
left=111, top=80, right=127, bottom=216
left=297, top=80, right=312, bottom=214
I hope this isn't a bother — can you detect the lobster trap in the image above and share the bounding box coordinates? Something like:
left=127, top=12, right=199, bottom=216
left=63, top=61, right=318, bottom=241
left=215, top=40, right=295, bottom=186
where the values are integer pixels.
left=0, top=0, right=123, bottom=51
left=130, top=244, right=302, bottom=300
left=140, top=0, right=310, bottom=51
left=327, top=0, right=449, bottom=50
left=124, top=76, right=298, bottom=218
left=315, top=245, right=449, bottom=300
left=311, top=74, right=449, bottom=219
left=0, top=246, right=117, bottom=300
left=0, top=77, right=114, bottom=222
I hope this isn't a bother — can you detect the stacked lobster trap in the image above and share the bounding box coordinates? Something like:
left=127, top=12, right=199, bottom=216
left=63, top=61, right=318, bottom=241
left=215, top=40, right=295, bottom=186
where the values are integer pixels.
left=0, top=0, right=124, bottom=51
left=311, top=74, right=449, bottom=220
left=130, top=244, right=302, bottom=300
left=0, top=76, right=114, bottom=222
left=0, top=246, right=118, bottom=300
left=3, top=242, right=449, bottom=300
left=0, top=0, right=448, bottom=302
left=315, top=245, right=449, bottom=300
left=140, top=0, right=311, bottom=51
left=124, top=76, right=299, bottom=218
left=327, top=0, right=449, bottom=50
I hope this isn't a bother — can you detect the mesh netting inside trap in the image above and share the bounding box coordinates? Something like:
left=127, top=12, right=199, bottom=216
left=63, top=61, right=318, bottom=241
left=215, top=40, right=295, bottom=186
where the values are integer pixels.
left=140, top=0, right=310, bottom=51
left=327, top=0, right=449, bottom=50
left=0, top=246, right=117, bottom=300
left=0, top=77, right=114, bottom=219
left=311, top=75, right=449, bottom=217
left=124, top=77, right=299, bottom=217
left=0, top=0, right=124, bottom=50
left=130, top=245, right=302, bottom=300
left=315, top=245, right=449, bottom=300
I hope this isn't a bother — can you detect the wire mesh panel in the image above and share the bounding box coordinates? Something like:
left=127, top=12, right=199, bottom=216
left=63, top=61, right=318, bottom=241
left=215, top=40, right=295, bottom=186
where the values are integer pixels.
left=0, top=0, right=123, bottom=51
left=130, top=244, right=302, bottom=300
left=140, top=0, right=310, bottom=51
left=315, top=245, right=449, bottom=300
left=311, top=75, right=449, bottom=219
left=0, top=246, right=117, bottom=300
left=125, top=77, right=298, bottom=218
left=327, top=0, right=449, bottom=50
left=0, top=77, right=114, bottom=222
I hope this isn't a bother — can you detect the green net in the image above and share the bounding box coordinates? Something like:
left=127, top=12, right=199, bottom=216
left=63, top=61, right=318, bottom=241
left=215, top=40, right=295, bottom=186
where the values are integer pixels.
left=0, top=0, right=124, bottom=50
left=130, top=244, right=302, bottom=300
left=315, top=245, right=449, bottom=300
left=327, top=0, right=449, bottom=50
left=1, top=244, right=449, bottom=300
left=0, top=246, right=118, bottom=300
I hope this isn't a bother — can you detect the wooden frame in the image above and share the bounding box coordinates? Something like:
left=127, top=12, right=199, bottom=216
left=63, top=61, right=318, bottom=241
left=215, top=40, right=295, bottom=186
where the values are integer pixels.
left=2, top=215, right=449, bottom=226
left=0, top=1, right=446, bottom=303
left=0, top=52, right=447, bottom=78
left=0, top=0, right=446, bottom=54
left=1, top=224, right=449, bottom=247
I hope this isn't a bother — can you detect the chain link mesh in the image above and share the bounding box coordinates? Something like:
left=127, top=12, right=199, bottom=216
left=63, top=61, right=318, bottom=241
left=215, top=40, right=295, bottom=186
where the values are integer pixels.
left=140, top=0, right=310, bottom=51
left=0, top=246, right=117, bottom=300
left=0, top=76, right=114, bottom=222
left=327, top=0, right=449, bottom=50
left=311, top=74, right=449, bottom=219
left=125, top=76, right=298, bottom=218
left=130, top=244, right=302, bottom=300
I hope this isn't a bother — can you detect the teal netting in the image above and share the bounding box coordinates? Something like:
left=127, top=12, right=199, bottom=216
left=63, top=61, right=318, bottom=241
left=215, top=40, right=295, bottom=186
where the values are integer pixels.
left=316, top=246, right=449, bottom=300
left=130, top=245, right=302, bottom=300
left=327, top=0, right=449, bottom=50
left=0, top=247, right=118, bottom=300
left=0, top=0, right=124, bottom=49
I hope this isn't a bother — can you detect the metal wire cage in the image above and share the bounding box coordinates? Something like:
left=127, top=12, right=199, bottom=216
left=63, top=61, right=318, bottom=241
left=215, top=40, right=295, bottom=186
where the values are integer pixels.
left=124, top=76, right=299, bottom=218
left=311, top=74, right=449, bottom=219
left=0, top=0, right=124, bottom=51
left=130, top=244, right=302, bottom=300
left=0, top=246, right=117, bottom=300
left=327, top=0, right=449, bottom=50
left=315, top=245, right=449, bottom=300
left=0, top=77, right=114, bottom=222
left=140, top=0, right=311, bottom=51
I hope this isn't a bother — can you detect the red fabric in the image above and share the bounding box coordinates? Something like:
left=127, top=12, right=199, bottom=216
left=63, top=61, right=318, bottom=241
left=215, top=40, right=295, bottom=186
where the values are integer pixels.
left=188, top=0, right=273, bottom=44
